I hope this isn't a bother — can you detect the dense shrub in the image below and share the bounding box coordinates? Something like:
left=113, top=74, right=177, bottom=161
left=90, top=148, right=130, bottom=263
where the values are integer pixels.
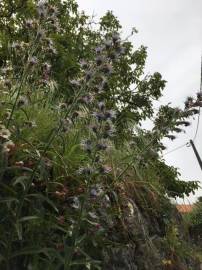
left=0, top=0, right=200, bottom=269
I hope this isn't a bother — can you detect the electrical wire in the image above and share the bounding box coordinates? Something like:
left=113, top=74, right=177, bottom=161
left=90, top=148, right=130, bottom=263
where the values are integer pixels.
left=163, top=142, right=188, bottom=156
left=193, top=54, right=202, bottom=142
left=163, top=54, right=202, bottom=156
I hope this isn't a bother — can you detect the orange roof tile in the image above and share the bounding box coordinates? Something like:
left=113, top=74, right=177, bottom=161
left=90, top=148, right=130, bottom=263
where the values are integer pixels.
left=176, top=204, right=194, bottom=213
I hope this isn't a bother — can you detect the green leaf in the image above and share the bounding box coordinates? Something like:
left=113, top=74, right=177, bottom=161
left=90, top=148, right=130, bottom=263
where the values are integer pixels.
left=13, top=176, right=29, bottom=190
left=0, top=197, right=19, bottom=204
left=27, top=194, right=58, bottom=213
left=19, top=216, right=39, bottom=222
left=11, top=247, right=53, bottom=258
left=15, top=222, right=22, bottom=240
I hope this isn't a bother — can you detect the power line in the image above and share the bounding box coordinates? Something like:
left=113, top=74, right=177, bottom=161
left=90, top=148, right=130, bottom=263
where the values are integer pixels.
left=193, top=54, right=202, bottom=142
left=163, top=142, right=188, bottom=156
left=163, top=54, right=202, bottom=157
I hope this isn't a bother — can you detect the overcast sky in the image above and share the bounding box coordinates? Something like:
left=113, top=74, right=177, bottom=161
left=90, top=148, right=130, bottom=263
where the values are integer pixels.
left=77, top=0, right=202, bottom=202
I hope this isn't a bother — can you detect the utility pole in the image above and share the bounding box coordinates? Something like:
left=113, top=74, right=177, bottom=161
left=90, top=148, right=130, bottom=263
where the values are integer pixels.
left=190, top=139, right=202, bottom=171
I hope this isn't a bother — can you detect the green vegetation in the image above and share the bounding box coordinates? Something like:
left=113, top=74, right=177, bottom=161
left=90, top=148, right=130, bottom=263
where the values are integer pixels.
left=0, top=0, right=201, bottom=269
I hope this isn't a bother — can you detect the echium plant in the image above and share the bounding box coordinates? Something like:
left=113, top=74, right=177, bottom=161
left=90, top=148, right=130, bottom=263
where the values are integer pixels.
left=61, top=32, right=127, bottom=269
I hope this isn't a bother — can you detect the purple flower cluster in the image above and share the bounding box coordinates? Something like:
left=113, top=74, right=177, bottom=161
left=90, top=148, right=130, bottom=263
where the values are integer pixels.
left=75, top=34, right=126, bottom=177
